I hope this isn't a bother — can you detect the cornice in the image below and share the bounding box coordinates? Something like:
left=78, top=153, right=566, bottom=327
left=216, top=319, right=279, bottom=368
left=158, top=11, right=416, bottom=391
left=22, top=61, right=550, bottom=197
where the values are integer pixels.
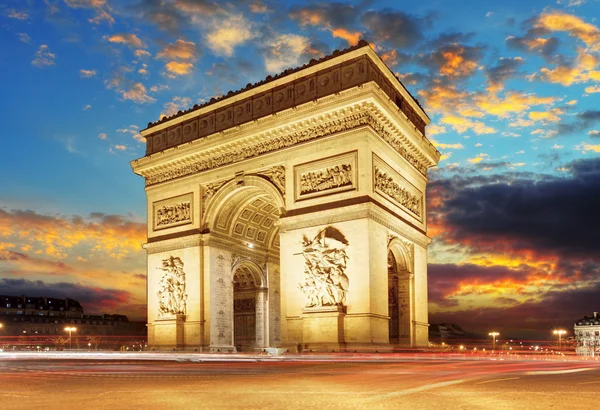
left=278, top=202, right=431, bottom=248
left=132, top=85, right=438, bottom=188
left=142, top=233, right=202, bottom=255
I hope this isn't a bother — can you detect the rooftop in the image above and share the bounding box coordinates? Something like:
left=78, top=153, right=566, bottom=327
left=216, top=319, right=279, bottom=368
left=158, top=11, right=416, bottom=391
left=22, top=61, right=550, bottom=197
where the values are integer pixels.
left=144, top=40, right=426, bottom=132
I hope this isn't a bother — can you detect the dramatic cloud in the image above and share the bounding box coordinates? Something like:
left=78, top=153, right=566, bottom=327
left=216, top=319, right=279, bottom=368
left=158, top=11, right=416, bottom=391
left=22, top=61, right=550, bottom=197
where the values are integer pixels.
left=419, top=43, right=485, bottom=80
left=430, top=157, right=600, bottom=258
left=0, top=209, right=146, bottom=260
left=485, top=57, right=525, bottom=92
left=360, top=9, right=431, bottom=49
left=289, top=2, right=362, bottom=45
left=535, top=11, right=600, bottom=49
left=0, top=278, right=137, bottom=315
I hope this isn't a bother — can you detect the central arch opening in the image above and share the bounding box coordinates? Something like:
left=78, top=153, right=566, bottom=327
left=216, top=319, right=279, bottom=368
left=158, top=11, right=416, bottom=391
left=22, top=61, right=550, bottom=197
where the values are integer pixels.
left=205, top=176, right=283, bottom=352
left=232, top=263, right=261, bottom=351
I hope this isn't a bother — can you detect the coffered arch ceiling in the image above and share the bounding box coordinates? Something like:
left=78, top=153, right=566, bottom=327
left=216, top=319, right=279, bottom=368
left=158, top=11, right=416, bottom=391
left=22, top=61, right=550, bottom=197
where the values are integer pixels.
left=212, top=186, right=280, bottom=250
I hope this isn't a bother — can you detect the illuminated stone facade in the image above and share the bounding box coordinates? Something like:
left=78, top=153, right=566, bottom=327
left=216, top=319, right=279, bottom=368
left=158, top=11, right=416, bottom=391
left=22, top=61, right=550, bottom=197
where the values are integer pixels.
left=575, top=312, right=600, bottom=357
left=131, top=41, right=440, bottom=352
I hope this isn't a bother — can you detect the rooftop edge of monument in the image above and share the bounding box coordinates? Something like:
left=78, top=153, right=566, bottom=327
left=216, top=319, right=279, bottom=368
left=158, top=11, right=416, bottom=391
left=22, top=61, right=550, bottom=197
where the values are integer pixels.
left=143, top=40, right=428, bottom=132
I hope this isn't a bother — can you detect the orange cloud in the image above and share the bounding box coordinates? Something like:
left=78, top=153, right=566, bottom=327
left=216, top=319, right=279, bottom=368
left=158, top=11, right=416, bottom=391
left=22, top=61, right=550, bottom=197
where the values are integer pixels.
left=331, top=28, right=361, bottom=45
left=0, top=209, right=146, bottom=261
left=536, top=11, right=600, bottom=48
left=107, top=33, right=144, bottom=48
left=539, top=49, right=600, bottom=86
left=165, top=61, right=193, bottom=75
left=438, top=47, right=479, bottom=78
left=157, top=39, right=197, bottom=61
left=441, top=115, right=495, bottom=135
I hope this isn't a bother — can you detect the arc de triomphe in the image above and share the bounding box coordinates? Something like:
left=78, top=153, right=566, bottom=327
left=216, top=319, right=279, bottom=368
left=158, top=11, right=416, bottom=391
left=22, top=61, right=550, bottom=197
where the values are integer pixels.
left=131, top=41, right=440, bottom=352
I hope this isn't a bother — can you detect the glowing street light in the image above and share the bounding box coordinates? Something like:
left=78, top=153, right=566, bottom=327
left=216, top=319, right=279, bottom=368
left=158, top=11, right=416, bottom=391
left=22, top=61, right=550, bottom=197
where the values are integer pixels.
left=553, top=329, right=567, bottom=350
left=64, top=327, right=77, bottom=350
left=489, top=332, right=500, bottom=353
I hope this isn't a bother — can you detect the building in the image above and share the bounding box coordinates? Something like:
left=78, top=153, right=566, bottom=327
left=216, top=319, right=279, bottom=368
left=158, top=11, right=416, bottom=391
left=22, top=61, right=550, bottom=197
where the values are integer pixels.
left=131, top=40, right=440, bottom=352
left=574, top=312, right=600, bottom=357
left=0, top=295, right=145, bottom=350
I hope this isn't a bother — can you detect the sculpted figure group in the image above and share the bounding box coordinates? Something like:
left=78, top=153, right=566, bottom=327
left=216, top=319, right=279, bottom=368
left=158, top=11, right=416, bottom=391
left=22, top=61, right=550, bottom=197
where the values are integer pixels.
left=374, top=166, right=421, bottom=217
left=300, top=164, right=352, bottom=195
left=298, top=227, right=350, bottom=307
left=157, top=256, right=188, bottom=316
left=156, top=201, right=191, bottom=227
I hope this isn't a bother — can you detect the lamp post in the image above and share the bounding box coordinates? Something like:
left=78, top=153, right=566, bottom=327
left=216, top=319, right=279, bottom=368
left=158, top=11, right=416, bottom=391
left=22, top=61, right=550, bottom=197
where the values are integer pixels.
left=553, top=329, right=567, bottom=351
left=64, top=327, right=77, bottom=350
left=489, top=332, right=500, bottom=353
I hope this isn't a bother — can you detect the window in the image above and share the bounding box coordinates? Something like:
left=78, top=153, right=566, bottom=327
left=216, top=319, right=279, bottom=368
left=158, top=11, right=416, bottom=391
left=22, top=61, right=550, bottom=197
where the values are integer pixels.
left=6, top=304, right=10, bottom=308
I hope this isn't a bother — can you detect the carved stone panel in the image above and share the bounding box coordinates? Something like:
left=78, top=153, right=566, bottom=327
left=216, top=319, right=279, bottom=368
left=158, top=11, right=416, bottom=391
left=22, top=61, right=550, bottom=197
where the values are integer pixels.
left=294, top=151, right=357, bottom=201
left=157, top=256, right=188, bottom=317
left=167, top=126, right=182, bottom=148
left=294, top=75, right=317, bottom=106
left=153, top=193, right=193, bottom=231
left=234, top=98, right=253, bottom=125
left=298, top=226, right=349, bottom=308
left=215, top=106, right=233, bottom=132
left=182, top=119, right=198, bottom=143
left=152, top=131, right=167, bottom=152
left=253, top=91, right=273, bottom=119
left=341, top=56, right=368, bottom=89
left=272, top=84, right=295, bottom=112
left=197, top=112, right=216, bottom=138
left=373, top=154, right=423, bottom=221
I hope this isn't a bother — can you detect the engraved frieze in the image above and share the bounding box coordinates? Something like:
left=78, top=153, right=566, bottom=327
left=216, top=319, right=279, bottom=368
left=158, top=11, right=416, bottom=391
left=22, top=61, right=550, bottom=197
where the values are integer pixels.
left=153, top=193, right=193, bottom=230
left=294, top=151, right=357, bottom=201
left=374, top=165, right=422, bottom=218
left=298, top=226, right=349, bottom=308
left=157, top=256, right=188, bottom=317
left=299, top=164, right=352, bottom=195
left=145, top=110, right=429, bottom=187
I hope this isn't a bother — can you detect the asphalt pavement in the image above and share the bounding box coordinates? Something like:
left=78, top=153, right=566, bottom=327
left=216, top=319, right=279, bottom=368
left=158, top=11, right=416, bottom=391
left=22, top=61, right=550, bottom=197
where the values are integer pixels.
left=1, top=352, right=599, bottom=409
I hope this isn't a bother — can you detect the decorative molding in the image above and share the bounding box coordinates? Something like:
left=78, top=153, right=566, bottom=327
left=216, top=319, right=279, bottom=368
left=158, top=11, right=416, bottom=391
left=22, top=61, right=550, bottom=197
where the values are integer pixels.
left=279, top=202, right=431, bottom=248
left=298, top=226, right=349, bottom=308
left=256, top=165, right=285, bottom=196
left=294, top=151, right=357, bottom=202
left=143, top=108, right=428, bottom=187
left=152, top=193, right=193, bottom=231
left=157, top=256, right=188, bottom=317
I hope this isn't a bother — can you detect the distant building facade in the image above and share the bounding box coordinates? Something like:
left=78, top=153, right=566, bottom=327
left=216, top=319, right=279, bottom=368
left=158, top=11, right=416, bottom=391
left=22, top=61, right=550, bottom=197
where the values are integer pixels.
left=0, top=295, right=145, bottom=339
left=574, top=312, right=600, bottom=357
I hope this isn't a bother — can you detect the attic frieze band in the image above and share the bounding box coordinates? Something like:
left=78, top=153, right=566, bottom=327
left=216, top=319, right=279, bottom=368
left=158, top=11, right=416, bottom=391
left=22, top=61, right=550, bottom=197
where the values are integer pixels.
left=144, top=109, right=429, bottom=187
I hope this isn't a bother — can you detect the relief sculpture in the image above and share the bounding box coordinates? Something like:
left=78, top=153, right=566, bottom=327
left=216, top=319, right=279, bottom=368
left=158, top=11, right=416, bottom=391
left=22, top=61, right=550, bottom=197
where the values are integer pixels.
left=156, top=201, right=191, bottom=227
left=157, top=256, right=188, bottom=316
left=374, top=166, right=422, bottom=217
left=298, top=226, right=349, bottom=307
left=300, top=164, right=352, bottom=195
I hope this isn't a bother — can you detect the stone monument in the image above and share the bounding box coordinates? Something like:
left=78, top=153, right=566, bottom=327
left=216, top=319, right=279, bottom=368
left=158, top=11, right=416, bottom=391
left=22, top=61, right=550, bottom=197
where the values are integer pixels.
left=131, top=40, right=440, bottom=352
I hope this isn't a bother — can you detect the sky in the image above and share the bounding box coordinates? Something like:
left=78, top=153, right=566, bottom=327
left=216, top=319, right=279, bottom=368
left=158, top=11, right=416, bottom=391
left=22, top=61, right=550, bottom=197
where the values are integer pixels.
left=0, top=0, right=599, bottom=340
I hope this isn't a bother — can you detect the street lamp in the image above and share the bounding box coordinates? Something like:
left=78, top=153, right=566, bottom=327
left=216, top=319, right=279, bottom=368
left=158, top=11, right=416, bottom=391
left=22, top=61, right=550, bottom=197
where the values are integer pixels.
left=489, top=332, right=500, bottom=353
left=553, top=329, right=567, bottom=351
left=64, top=327, right=77, bottom=350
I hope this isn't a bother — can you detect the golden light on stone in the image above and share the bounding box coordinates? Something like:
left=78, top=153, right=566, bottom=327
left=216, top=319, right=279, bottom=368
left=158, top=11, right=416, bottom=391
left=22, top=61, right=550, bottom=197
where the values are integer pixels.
left=131, top=41, right=440, bottom=352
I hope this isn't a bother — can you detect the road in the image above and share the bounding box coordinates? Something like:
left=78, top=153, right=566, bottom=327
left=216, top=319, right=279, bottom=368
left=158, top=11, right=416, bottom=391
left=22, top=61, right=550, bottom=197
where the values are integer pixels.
left=1, top=353, right=600, bottom=409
